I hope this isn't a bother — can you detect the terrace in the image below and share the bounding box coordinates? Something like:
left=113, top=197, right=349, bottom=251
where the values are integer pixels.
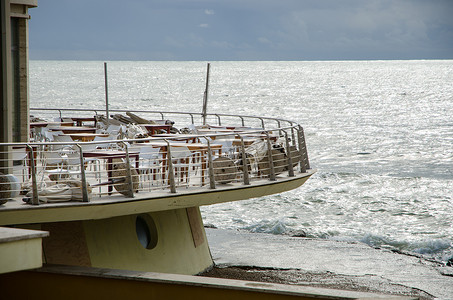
left=0, top=108, right=313, bottom=221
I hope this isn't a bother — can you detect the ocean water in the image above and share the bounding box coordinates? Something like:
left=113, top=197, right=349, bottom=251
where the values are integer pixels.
left=29, top=60, right=453, bottom=263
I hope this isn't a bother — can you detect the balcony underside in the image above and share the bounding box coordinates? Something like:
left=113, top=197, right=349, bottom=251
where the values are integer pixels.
left=1, top=170, right=314, bottom=226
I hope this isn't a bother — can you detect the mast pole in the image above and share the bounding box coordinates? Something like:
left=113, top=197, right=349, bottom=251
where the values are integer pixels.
left=104, top=62, right=110, bottom=127
left=202, top=63, right=210, bottom=125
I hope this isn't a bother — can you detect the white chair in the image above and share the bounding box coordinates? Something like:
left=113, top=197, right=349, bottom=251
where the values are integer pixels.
left=187, top=124, right=198, bottom=134
left=169, top=145, right=201, bottom=186
left=212, top=137, right=235, bottom=158
left=44, top=130, right=64, bottom=142
left=134, top=146, right=162, bottom=189
left=12, top=147, right=28, bottom=182
left=63, top=151, right=83, bottom=174
left=53, top=134, right=73, bottom=144
left=52, top=134, right=75, bottom=153
left=94, top=135, right=118, bottom=149
left=106, top=124, right=121, bottom=136
left=32, top=126, right=50, bottom=142
left=79, top=142, right=101, bottom=181
left=41, top=151, right=79, bottom=182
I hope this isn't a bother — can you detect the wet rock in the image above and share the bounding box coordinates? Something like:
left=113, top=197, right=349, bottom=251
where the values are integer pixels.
left=204, top=223, right=217, bottom=229
left=288, top=230, right=307, bottom=238
left=439, top=267, right=453, bottom=277
left=446, top=257, right=453, bottom=267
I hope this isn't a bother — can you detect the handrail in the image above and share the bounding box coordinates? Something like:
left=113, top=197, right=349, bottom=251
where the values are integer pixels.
left=1, top=109, right=312, bottom=205
left=30, top=107, right=297, bottom=130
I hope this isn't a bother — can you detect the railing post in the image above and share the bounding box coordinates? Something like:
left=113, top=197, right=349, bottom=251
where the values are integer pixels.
left=120, top=142, right=134, bottom=198
left=259, top=118, right=265, bottom=129
left=76, top=144, right=90, bottom=202
left=265, top=132, right=276, bottom=181
left=239, top=116, right=245, bottom=127
left=290, top=124, right=296, bottom=146
left=283, top=130, right=295, bottom=177
left=276, top=120, right=282, bottom=136
left=215, top=114, right=221, bottom=126
left=202, top=136, right=216, bottom=189
left=239, top=135, right=250, bottom=185
left=297, top=125, right=309, bottom=173
left=26, top=144, right=39, bottom=205
left=165, top=139, right=177, bottom=193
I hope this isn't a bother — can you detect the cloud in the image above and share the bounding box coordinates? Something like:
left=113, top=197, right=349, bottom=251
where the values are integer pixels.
left=257, top=37, right=271, bottom=44
left=28, top=0, right=453, bottom=61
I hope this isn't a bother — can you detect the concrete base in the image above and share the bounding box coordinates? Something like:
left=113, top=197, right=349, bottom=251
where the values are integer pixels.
left=0, top=227, right=48, bottom=274
left=17, top=207, right=213, bottom=275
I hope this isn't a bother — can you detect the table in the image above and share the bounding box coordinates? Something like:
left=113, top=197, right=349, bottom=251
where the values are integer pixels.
left=61, top=133, right=109, bottom=142
left=152, top=134, right=200, bottom=143
left=30, top=121, right=74, bottom=128
left=48, top=126, right=97, bottom=134
left=82, top=150, right=139, bottom=194
left=232, top=138, right=256, bottom=147
left=70, top=117, right=96, bottom=127
left=140, top=124, right=172, bottom=135
left=147, top=141, right=222, bottom=185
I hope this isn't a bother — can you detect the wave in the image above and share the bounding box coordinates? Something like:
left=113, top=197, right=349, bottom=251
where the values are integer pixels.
left=239, top=221, right=453, bottom=263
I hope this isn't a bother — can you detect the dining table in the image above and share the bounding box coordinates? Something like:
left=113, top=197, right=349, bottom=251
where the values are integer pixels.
left=30, top=121, right=74, bottom=128
left=48, top=126, right=97, bottom=134
left=60, top=133, right=109, bottom=142
left=70, top=117, right=96, bottom=127
left=139, top=124, right=172, bottom=135
left=151, top=134, right=200, bottom=143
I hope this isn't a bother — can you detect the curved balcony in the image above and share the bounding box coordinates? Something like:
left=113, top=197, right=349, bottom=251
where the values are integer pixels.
left=0, top=108, right=315, bottom=225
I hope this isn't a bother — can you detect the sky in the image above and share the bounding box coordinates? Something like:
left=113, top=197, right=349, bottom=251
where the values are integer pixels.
left=28, top=0, right=453, bottom=61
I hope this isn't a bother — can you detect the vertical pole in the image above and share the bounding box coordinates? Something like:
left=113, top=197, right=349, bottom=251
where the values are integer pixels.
left=1, top=0, right=12, bottom=173
left=76, top=144, right=89, bottom=202
left=26, top=145, right=39, bottom=205
left=265, top=132, right=276, bottom=181
left=202, top=63, right=210, bottom=125
left=297, top=125, right=309, bottom=173
left=239, top=136, right=250, bottom=185
left=283, top=131, right=295, bottom=177
left=104, top=62, right=110, bottom=127
left=165, top=140, right=177, bottom=193
left=120, top=141, right=134, bottom=198
left=203, top=136, right=216, bottom=189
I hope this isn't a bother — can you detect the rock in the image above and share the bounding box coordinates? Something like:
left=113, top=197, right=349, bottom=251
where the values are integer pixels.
left=213, top=157, right=238, bottom=184
left=0, top=172, right=21, bottom=200
left=288, top=230, right=307, bottom=238
left=111, top=162, right=139, bottom=195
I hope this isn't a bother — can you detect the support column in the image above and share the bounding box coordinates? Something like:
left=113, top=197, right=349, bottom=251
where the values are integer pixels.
left=0, top=0, right=13, bottom=173
left=17, top=17, right=30, bottom=142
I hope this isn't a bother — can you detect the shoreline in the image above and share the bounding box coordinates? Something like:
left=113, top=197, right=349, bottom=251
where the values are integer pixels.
left=203, top=228, right=453, bottom=299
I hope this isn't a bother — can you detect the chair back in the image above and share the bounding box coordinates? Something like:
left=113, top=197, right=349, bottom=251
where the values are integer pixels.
left=139, top=146, right=160, bottom=160
left=169, top=145, right=191, bottom=159
left=43, top=151, right=65, bottom=165
left=54, top=134, right=74, bottom=144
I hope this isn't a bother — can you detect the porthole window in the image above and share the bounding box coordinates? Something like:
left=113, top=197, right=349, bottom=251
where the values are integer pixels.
left=135, top=214, right=158, bottom=249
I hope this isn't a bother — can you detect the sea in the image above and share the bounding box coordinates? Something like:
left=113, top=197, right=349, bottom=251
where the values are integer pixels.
left=29, top=60, right=453, bottom=264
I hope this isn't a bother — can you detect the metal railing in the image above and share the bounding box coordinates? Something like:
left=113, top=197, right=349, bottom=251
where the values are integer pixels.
left=0, top=109, right=311, bottom=205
